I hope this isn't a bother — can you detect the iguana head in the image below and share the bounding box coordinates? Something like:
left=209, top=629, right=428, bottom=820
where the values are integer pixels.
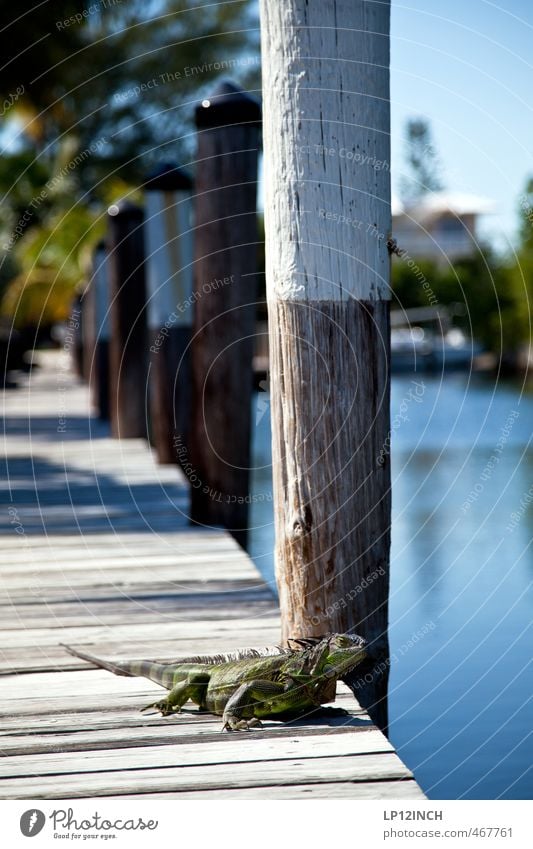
left=288, top=633, right=366, bottom=678
left=286, top=633, right=367, bottom=704
left=310, top=633, right=367, bottom=678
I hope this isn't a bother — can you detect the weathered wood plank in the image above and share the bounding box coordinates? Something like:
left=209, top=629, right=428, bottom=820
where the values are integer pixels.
left=0, top=718, right=374, bottom=755
left=0, top=595, right=275, bottom=630
left=0, top=530, right=237, bottom=551
left=0, top=729, right=394, bottom=778
left=0, top=617, right=280, bottom=649
left=0, top=562, right=254, bottom=582
left=95, top=780, right=426, bottom=800
left=1, top=583, right=272, bottom=602
left=0, top=692, right=161, bottom=716
left=0, top=677, right=358, bottom=713
left=0, top=695, right=368, bottom=736
left=0, top=550, right=251, bottom=570
left=0, top=568, right=261, bottom=591
left=0, top=752, right=412, bottom=799
left=0, top=542, right=247, bottom=565
left=0, top=632, right=283, bottom=674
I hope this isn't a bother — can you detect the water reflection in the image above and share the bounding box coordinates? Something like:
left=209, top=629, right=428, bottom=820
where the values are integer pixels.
left=249, top=373, right=533, bottom=799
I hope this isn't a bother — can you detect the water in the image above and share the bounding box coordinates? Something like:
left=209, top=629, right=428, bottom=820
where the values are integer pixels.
left=248, top=373, right=533, bottom=800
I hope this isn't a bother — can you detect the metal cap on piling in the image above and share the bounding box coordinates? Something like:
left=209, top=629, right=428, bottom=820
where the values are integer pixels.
left=194, top=80, right=261, bottom=130
left=108, top=199, right=143, bottom=220
left=144, top=162, right=193, bottom=193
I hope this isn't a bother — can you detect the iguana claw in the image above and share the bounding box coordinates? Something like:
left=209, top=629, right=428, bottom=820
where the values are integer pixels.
left=141, top=699, right=178, bottom=716
left=222, top=715, right=263, bottom=731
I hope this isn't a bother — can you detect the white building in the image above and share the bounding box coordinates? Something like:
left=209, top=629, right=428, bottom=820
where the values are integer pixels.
left=392, top=192, right=496, bottom=265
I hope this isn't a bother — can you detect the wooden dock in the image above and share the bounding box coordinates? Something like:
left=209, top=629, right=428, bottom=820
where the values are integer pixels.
left=0, top=349, right=425, bottom=800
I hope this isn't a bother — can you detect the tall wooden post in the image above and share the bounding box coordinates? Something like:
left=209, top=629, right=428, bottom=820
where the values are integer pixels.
left=81, top=283, right=95, bottom=384
left=260, top=0, right=391, bottom=728
left=70, top=293, right=84, bottom=379
left=144, top=163, right=194, bottom=464
left=89, top=240, right=110, bottom=420
left=107, top=200, right=148, bottom=439
left=190, top=81, right=261, bottom=549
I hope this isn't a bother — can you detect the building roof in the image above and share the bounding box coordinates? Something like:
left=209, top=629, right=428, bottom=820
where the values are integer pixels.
left=393, top=191, right=496, bottom=220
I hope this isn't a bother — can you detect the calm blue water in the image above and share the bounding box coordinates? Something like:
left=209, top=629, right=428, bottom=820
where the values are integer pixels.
left=248, top=373, right=533, bottom=800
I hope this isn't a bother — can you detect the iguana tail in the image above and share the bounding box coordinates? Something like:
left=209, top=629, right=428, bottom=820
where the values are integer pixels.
left=61, top=644, right=174, bottom=687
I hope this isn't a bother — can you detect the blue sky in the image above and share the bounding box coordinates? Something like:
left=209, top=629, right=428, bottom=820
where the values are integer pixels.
left=390, top=0, right=533, bottom=250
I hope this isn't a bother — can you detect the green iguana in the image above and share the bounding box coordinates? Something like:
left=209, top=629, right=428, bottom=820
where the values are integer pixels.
left=62, top=633, right=366, bottom=730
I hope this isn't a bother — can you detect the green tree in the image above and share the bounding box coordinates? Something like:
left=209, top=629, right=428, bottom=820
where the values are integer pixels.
left=400, top=117, right=444, bottom=205
left=0, top=0, right=260, bottom=327
left=0, top=0, right=260, bottom=177
left=390, top=256, right=442, bottom=311
left=502, top=178, right=533, bottom=354
left=390, top=246, right=510, bottom=354
left=438, top=251, right=511, bottom=352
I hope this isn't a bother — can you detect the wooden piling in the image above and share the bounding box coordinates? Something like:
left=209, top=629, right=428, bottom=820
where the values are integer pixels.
left=107, top=201, right=148, bottom=439
left=144, top=164, right=194, bottom=464
left=71, top=293, right=84, bottom=380
left=260, top=0, right=392, bottom=729
left=89, top=240, right=111, bottom=420
left=189, top=81, right=261, bottom=548
left=81, top=281, right=95, bottom=384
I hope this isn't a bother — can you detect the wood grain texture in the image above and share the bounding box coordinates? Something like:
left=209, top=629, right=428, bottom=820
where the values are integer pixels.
left=94, top=780, right=426, bottom=800
left=0, top=717, right=374, bottom=756
left=260, top=0, right=392, bottom=729
left=260, top=0, right=391, bottom=302
left=0, top=753, right=413, bottom=799
left=0, top=729, right=394, bottom=778
left=270, top=299, right=391, bottom=643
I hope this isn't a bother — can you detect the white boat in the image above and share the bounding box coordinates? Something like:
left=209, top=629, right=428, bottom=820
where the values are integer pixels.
left=390, top=309, right=482, bottom=371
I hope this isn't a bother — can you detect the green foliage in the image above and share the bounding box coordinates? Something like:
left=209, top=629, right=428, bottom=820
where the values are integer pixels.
left=391, top=247, right=511, bottom=352
left=0, top=0, right=260, bottom=178
left=400, top=117, right=444, bottom=205
left=0, top=1, right=259, bottom=328
left=2, top=202, right=104, bottom=328
left=501, top=178, right=533, bottom=350
left=0, top=136, right=106, bottom=326
left=445, top=252, right=512, bottom=351
left=390, top=257, right=441, bottom=310
left=517, top=177, right=533, bottom=249
left=0, top=152, right=51, bottom=234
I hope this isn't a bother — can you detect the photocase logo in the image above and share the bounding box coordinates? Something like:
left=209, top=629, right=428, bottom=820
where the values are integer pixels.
left=20, top=809, right=46, bottom=837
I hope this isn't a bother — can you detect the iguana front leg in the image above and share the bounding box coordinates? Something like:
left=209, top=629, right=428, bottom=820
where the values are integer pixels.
left=222, top=680, right=288, bottom=730
left=142, top=674, right=209, bottom=716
